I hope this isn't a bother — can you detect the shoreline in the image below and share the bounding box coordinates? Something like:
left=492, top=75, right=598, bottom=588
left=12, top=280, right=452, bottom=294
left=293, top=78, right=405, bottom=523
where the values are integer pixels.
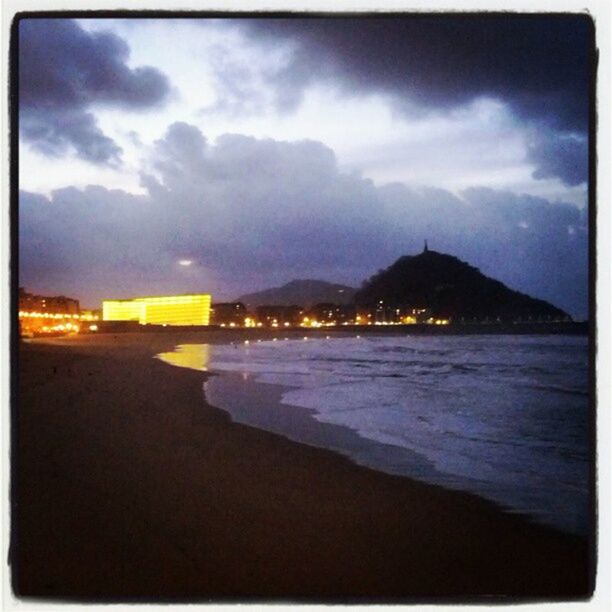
left=205, top=369, right=449, bottom=486
left=13, top=331, right=594, bottom=600
left=202, top=368, right=587, bottom=536
left=155, top=332, right=590, bottom=536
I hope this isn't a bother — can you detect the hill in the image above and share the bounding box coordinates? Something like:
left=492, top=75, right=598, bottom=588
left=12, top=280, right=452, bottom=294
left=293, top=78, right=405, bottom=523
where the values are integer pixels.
left=237, top=279, right=356, bottom=309
left=354, top=249, right=569, bottom=322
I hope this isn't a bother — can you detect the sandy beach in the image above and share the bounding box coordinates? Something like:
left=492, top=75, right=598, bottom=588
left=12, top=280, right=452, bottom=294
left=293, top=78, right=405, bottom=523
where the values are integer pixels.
left=12, top=330, right=593, bottom=601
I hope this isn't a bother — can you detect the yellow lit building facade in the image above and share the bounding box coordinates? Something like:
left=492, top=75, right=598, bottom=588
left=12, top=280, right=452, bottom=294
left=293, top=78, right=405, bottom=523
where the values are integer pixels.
left=102, top=294, right=212, bottom=326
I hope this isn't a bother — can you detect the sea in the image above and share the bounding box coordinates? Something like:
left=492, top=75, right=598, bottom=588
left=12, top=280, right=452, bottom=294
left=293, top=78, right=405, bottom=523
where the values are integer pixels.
left=158, top=334, right=591, bottom=536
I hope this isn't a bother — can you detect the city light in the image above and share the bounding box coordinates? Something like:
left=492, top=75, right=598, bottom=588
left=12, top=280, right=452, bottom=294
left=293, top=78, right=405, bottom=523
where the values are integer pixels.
left=20, top=301, right=453, bottom=336
left=103, top=294, right=211, bottom=326
left=18, top=311, right=99, bottom=321
left=19, top=310, right=99, bottom=338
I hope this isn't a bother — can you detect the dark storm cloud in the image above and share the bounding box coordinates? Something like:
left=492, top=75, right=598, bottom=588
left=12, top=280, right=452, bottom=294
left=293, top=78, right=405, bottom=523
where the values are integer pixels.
left=19, top=19, right=170, bottom=164
left=236, top=15, right=592, bottom=185
left=20, top=109, right=122, bottom=164
left=527, top=132, right=589, bottom=186
left=19, top=123, right=588, bottom=317
left=240, top=16, right=592, bottom=130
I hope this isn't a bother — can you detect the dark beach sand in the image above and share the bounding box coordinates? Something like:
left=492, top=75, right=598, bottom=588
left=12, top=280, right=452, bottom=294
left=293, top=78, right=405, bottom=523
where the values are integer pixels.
left=12, top=330, right=594, bottom=601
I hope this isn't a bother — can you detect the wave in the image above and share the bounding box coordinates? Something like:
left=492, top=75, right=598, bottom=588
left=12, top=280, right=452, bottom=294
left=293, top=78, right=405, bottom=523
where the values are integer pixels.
left=161, top=334, right=590, bottom=534
left=525, top=383, right=589, bottom=397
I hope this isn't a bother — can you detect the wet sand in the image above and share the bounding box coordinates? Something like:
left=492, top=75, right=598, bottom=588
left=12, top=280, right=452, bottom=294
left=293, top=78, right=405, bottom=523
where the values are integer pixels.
left=12, top=330, right=594, bottom=601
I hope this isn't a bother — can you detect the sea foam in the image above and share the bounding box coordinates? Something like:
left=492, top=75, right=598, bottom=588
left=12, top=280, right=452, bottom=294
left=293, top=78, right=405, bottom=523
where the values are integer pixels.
left=161, top=334, right=590, bottom=535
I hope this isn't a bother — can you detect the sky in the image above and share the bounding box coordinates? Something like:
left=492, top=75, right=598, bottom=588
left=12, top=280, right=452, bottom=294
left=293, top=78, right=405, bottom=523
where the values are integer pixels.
left=17, top=15, right=593, bottom=318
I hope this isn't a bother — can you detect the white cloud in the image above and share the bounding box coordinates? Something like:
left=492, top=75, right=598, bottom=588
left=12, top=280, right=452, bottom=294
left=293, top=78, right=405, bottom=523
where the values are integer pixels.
left=19, top=18, right=586, bottom=210
left=20, top=124, right=588, bottom=318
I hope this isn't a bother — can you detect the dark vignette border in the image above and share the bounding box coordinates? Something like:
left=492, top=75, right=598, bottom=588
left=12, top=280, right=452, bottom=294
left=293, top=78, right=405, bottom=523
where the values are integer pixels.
left=8, top=8, right=599, bottom=606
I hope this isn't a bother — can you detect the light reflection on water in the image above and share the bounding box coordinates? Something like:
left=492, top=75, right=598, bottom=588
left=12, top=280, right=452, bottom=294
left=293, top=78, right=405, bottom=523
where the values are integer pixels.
left=157, top=336, right=590, bottom=535
left=158, top=343, right=254, bottom=380
left=157, top=343, right=211, bottom=372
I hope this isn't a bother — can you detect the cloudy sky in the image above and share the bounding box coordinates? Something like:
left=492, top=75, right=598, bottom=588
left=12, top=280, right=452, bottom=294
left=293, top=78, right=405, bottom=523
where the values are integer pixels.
left=18, top=15, right=592, bottom=317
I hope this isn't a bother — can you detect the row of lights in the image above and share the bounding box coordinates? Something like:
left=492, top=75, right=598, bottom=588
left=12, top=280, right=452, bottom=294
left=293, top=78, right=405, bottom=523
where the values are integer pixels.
left=242, top=335, right=362, bottom=345
left=220, top=318, right=293, bottom=329
left=39, top=322, right=81, bottom=333
left=220, top=317, right=449, bottom=328
left=19, top=311, right=99, bottom=321
left=27, top=323, right=99, bottom=333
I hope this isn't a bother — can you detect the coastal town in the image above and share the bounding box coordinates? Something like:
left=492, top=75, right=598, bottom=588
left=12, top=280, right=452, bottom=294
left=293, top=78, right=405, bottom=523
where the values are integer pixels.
left=19, top=248, right=577, bottom=337
left=18, top=287, right=443, bottom=337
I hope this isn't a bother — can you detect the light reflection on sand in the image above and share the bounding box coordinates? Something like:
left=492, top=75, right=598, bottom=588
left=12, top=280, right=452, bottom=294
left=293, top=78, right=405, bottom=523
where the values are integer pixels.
left=157, top=343, right=211, bottom=372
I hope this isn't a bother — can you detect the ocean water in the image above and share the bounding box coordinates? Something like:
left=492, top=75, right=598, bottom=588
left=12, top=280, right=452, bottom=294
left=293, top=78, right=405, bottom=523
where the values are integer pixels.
left=158, top=334, right=591, bottom=535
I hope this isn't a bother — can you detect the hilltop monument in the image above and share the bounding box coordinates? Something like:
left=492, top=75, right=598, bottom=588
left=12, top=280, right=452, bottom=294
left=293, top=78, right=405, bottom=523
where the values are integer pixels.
left=355, top=249, right=569, bottom=322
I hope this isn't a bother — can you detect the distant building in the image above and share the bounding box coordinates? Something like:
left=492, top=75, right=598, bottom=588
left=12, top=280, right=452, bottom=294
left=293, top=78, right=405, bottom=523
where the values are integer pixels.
left=211, top=302, right=248, bottom=326
left=306, top=303, right=357, bottom=326
left=255, top=305, right=303, bottom=327
left=80, top=308, right=102, bottom=320
left=19, top=287, right=80, bottom=314
left=18, top=287, right=84, bottom=336
left=102, top=294, right=212, bottom=326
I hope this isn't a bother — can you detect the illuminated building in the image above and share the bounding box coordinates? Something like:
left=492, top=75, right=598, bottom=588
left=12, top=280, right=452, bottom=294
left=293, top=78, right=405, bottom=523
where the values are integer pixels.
left=19, top=287, right=80, bottom=315
left=19, top=287, right=89, bottom=336
left=102, top=294, right=212, bottom=326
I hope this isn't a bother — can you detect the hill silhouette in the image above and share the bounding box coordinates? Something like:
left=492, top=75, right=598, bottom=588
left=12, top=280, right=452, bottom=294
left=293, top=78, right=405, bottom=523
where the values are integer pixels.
left=354, top=249, right=569, bottom=322
left=237, top=279, right=356, bottom=309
